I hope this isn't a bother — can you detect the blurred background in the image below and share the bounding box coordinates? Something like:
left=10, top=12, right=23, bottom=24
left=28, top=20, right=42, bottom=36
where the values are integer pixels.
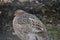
left=0, top=0, right=60, bottom=40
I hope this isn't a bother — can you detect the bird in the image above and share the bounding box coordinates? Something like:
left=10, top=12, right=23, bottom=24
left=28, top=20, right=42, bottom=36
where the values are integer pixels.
left=13, top=9, right=49, bottom=40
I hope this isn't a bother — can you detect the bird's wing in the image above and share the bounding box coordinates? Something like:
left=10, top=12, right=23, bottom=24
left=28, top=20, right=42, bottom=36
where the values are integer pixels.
left=26, top=14, right=47, bottom=33
left=17, top=13, right=47, bottom=33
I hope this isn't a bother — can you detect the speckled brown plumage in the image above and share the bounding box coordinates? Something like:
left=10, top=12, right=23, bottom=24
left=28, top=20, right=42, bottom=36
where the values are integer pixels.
left=13, top=10, right=49, bottom=40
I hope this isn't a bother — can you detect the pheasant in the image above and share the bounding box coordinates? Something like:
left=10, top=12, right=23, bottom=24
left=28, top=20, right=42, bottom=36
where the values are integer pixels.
left=13, top=9, right=49, bottom=40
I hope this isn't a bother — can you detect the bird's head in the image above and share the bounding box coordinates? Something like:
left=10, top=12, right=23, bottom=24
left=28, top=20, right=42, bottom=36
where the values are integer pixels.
left=14, top=9, right=25, bottom=16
